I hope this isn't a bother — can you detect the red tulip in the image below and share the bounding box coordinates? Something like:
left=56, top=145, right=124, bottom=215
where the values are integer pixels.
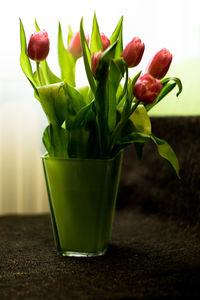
left=133, top=73, right=162, bottom=104
left=147, top=48, right=172, bottom=79
left=101, top=33, right=110, bottom=51
left=68, top=31, right=89, bottom=59
left=27, top=30, right=49, bottom=62
left=121, top=37, right=145, bottom=68
left=91, top=51, right=102, bottom=76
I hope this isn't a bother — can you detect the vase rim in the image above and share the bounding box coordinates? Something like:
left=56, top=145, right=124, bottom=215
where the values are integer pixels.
left=41, top=150, right=123, bottom=163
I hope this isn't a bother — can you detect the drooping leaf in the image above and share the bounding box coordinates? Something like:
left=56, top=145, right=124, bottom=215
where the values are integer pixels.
left=43, top=124, right=69, bottom=157
left=58, top=22, right=76, bottom=86
left=145, top=82, right=176, bottom=112
left=118, top=132, right=150, bottom=145
left=129, top=104, right=151, bottom=135
left=37, top=82, right=67, bottom=125
left=151, top=134, right=180, bottom=178
left=80, top=18, right=96, bottom=94
left=162, top=77, right=183, bottom=96
left=38, top=82, right=85, bottom=127
left=90, top=12, right=103, bottom=54
left=134, top=143, right=145, bottom=160
left=145, top=77, right=183, bottom=112
left=19, top=19, right=38, bottom=94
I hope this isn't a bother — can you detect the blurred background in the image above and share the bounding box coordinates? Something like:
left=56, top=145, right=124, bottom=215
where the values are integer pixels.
left=0, top=0, right=199, bottom=214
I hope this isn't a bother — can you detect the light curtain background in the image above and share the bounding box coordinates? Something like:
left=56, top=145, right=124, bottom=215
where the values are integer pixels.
left=0, top=0, right=199, bottom=214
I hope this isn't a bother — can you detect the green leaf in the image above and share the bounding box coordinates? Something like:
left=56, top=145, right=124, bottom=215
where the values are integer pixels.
left=108, top=58, right=126, bottom=132
left=34, top=19, right=40, bottom=32
left=58, top=22, right=76, bottom=86
left=19, top=19, right=38, bottom=94
left=151, top=134, right=180, bottom=178
left=41, top=61, right=62, bottom=84
left=43, top=124, right=69, bottom=157
left=80, top=18, right=96, bottom=94
left=110, top=16, right=123, bottom=45
left=37, top=82, right=67, bottom=125
left=120, top=71, right=141, bottom=119
left=145, top=82, right=176, bottom=112
left=129, top=104, right=151, bottom=135
left=38, top=82, right=85, bottom=127
left=77, top=86, right=93, bottom=104
left=114, top=19, right=123, bottom=58
left=69, top=101, right=98, bottom=158
left=62, top=82, right=86, bottom=130
left=95, top=40, right=118, bottom=79
left=90, top=12, right=103, bottom=54
left=67, top=25, right=73, bottom=47
left=94, top=41, right=118, bottom=157
left=134, top=143, right=144, bottom=160
left=118, top=132, right=150, bottom=144
left=146, top=77, right=183, bottom=112
left=162, top=77, right=183, bottom=96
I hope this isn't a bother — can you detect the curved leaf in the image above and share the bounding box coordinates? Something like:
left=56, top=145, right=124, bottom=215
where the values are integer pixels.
left=162, top=77, right=183, bottom=96
left=151, top=134, right=180, bottom=178
left=145, top=82, right=176, bottom=112
left=129, top=104, right=151, bottom=135
left=43, top=124, right=69, bottom=157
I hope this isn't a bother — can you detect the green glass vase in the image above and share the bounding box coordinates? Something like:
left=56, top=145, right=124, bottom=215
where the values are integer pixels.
left=42, top=151, right=123, bottom=257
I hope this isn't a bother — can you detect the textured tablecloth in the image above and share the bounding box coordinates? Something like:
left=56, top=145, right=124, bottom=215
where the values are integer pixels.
left=0, top=210, right=200, bottom=300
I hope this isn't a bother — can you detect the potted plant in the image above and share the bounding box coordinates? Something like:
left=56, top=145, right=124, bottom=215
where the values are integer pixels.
left=19, top=14, right=182, bottom=257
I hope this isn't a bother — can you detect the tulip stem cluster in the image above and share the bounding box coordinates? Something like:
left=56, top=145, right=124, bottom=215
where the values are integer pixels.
left=19, top=15, right=183, bottom=177
left=110, top=99, right=140, bottom=150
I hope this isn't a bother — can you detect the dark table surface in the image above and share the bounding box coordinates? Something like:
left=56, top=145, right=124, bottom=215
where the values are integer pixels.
left=0, top=208, right=200, bottom=300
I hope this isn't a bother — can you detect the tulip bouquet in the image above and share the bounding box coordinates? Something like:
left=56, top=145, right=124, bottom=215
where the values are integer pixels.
left=20, top=14, right=182, bottom=177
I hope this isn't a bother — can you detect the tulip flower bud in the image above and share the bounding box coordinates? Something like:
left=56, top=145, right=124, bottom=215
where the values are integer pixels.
left=101, top=33, right=110, bottom=51
left=68, top=31, right=89, bottom=60
left=27, top=30, right=50, bottom=62
left=121, top=37, right=145, bottom=68
left=147, top=48, right=172, bottom=79
left=133, top=73, right=162, bottom=104
left=91, top=51, right=102, bottom=77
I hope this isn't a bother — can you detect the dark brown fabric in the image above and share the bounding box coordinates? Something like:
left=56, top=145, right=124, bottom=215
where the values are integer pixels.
left=0, top=211, right=200, bottom=300
left=119, top=116, right=200, bottom=229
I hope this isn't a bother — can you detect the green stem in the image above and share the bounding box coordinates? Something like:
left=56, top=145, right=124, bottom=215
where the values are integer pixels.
left=110, top=99, right=140, bottom=150
left=36, top=62, right=42, bottom=86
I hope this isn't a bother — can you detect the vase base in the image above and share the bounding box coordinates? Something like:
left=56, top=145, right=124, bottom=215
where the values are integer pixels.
left=57, top=248, right=107, bottom=257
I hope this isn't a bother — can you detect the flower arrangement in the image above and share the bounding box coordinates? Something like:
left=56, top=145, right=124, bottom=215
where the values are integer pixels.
left=20, top=14, right=182, bottom=177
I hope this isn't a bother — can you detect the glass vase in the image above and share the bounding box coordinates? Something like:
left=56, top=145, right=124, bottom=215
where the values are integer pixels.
left=42, top=151, right=123, bottom=257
